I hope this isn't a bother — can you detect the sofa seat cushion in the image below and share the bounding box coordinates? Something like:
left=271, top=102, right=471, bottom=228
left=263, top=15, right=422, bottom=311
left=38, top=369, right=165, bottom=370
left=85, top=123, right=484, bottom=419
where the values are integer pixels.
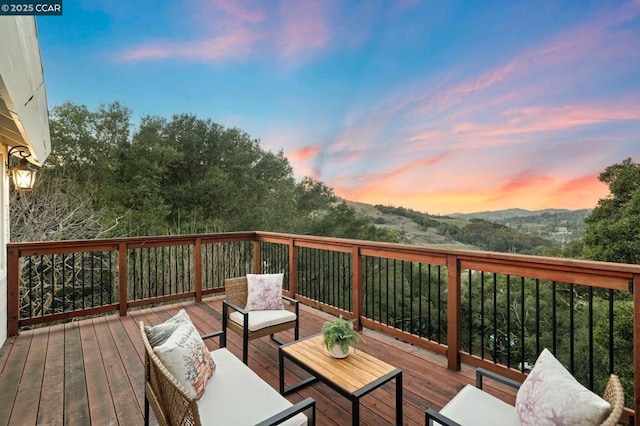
left=198, top=348, right=306, bottom=425
left=229, top=309, right=297, bottom=332
left=438, top=385, right=519, bottom=426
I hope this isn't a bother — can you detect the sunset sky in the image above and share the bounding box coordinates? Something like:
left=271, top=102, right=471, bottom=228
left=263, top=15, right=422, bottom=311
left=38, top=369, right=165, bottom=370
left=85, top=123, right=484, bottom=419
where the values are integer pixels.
left=36, top=0, right=640, bottom=214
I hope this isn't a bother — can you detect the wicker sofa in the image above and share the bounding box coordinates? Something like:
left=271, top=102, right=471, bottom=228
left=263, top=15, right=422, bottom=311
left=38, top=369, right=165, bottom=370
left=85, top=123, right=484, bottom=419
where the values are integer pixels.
left=141, top=320, right=315, bottom=425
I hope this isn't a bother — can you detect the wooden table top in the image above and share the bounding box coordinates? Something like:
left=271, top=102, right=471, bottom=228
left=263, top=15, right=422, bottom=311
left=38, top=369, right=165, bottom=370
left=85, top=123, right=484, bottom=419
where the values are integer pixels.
left=281, top=335, right=400, bottom=394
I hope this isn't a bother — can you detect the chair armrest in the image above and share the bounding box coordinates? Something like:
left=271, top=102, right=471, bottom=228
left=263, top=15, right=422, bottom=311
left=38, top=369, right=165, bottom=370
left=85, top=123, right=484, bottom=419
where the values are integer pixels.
left=200, top=330, right=224, bottom=347
left=255, top=397, right=316, bottom=426
left=476, top=368, right=521, bottom=390
left=425, top=408, right=462, bottom=426
left=223, top=299, right=249, bottom=315
left=281, top=295, right=298, bottom=305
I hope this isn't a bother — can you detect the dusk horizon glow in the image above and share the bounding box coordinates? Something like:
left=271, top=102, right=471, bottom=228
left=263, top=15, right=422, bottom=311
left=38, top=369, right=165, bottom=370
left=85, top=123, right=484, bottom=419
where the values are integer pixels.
left=36, top=0, right=640, bottom=214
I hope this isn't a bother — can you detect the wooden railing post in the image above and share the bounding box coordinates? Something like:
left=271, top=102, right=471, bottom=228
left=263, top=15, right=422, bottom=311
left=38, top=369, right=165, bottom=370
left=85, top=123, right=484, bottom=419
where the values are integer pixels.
left=289, top=239, right=298, bottom=298
left=118, top=242, right=128, bottom=317
left=352, top=245, right=363, bottom=331
left=7, top=246, right=20, bottom=336
left=253, top=240, right=261, bottom=273
left=194, top=237, right=202, bottom=302
left=447, top=255, right=461, bottom=370
left=633, top=274, right=640, bottom=426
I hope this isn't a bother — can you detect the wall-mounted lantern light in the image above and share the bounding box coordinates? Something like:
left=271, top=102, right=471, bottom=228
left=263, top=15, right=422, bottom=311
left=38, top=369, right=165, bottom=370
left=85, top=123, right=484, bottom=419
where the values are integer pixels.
left=7, top=146, right=37, bottom=191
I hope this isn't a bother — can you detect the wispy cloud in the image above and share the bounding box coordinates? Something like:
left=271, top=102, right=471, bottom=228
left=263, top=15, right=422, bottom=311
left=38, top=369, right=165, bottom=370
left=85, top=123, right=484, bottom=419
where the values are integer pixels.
left=117, top=0, right=337, bottom=64
left=288, top=144, right=322, bottom=178
left=120, top=30, right=257, bottom=61
left=275, top=1, right=330, bottom=58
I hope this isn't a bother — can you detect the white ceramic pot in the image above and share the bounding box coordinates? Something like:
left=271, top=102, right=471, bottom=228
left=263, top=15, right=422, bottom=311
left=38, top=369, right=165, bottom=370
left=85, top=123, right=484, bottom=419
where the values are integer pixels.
left=328, top=344, right=349, bottom=358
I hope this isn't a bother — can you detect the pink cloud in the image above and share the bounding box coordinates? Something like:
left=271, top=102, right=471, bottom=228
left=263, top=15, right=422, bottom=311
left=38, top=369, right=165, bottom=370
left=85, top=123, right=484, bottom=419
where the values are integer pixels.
left=406, top=129, right=442, bottom=143
left=120, top=31, right=257, bottom=61
left=498, top=170, right=554, bottom=194
left=554, top=174, right=608, bottom=198
left=289, top=145, right=321, bottom=162
left=118, top=0, right=334, bottom=64
left=326, top=153, right=449, bottom=199
left=275, top=1, right=331, bottom=58
left=442, top=99, right=640, bottom=143
left=286, top=144, right=322, bottom=179
left=205, top=0, right=265, bottom=23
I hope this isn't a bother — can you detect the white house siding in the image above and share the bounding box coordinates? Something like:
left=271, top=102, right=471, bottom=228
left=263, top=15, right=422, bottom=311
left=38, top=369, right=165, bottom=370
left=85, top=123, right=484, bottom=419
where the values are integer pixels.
left=0, top=16, right=51, bottom=345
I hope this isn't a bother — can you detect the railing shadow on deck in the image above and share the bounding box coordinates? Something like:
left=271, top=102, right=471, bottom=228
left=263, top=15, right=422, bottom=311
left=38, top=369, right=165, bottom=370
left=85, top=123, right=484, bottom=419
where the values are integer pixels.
left=7, top=230, right=640, bottom=424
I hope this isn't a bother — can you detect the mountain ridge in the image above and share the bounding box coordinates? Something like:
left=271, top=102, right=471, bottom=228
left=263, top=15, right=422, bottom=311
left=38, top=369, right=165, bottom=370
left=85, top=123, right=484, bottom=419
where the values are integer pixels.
left=449, top=208, right=591, bottom=221
left=345, top=200, right=589, bottom=249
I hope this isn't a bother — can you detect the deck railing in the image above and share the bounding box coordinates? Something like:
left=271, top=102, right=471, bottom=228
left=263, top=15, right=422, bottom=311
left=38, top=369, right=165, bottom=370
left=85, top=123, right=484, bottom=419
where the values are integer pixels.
left=7, top=231, right=640, bottom=424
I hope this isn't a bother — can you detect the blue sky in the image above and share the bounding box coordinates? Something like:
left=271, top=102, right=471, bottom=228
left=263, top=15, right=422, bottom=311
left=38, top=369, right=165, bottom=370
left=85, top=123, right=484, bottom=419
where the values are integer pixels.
left=36, top=0, right=640, bottom=214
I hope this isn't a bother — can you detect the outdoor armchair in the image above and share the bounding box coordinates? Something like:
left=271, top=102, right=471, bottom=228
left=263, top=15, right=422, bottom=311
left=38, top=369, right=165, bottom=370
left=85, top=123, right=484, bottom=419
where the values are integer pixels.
left=425, top=367, right=624, bottom=426
left=222, top=275, right=299, bottom=364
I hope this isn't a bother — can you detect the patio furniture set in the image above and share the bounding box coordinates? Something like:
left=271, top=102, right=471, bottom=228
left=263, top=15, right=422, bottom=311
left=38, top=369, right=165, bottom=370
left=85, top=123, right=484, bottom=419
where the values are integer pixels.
left=140, top=274, right=625, bottom=425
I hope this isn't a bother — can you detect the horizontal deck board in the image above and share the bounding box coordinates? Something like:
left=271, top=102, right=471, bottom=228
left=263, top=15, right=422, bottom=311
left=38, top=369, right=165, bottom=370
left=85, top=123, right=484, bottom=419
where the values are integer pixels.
left=0, top=296, right=504, bottom=425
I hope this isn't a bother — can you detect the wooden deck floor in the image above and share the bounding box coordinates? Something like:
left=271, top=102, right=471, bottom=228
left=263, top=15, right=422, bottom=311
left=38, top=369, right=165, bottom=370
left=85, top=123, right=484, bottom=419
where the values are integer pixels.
left=0, top=297, right=516, bottom=425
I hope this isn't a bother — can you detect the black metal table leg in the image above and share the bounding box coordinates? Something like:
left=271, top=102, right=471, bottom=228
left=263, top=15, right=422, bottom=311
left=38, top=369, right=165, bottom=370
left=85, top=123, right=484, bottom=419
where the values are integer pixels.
left=279, top=346, right=285, bottom=394
left=352, top=398, right=359, bottom=426
left=396, top=372, right=403, bottom=425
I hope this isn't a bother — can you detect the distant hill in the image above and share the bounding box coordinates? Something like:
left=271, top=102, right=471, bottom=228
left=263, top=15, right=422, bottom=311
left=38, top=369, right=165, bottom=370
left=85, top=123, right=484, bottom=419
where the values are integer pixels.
left=450, top=208, right=590, bottom=242
left=449, top=208, right=584, bottom=221
left=345, top=200, right=473, bottom=248
left=344, top=200, right=582, bottom=252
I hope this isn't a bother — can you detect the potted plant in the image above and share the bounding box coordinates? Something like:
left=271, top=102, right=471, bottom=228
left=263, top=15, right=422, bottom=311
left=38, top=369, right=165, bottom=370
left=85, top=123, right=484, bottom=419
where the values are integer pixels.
left=321, top=315, right=363, bottom=358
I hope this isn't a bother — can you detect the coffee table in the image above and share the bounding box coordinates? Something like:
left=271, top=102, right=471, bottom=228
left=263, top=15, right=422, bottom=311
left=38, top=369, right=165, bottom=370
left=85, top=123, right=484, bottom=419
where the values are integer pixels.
left=279, top=334, right=403, bottom=426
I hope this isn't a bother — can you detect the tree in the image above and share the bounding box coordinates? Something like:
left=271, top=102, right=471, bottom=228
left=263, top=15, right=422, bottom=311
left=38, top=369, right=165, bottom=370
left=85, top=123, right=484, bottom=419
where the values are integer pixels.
left=583, top=158, right=640, bottom=264
left=10, top=169, right=107, bottom=241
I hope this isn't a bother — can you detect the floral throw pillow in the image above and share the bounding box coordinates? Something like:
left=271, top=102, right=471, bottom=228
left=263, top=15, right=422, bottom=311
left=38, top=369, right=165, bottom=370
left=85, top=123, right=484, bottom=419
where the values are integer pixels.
left=153, top=320, right=215, bottom=400
left=515, top=348, right=610, bottom=425
left=245, top=273, right=285, bottom=311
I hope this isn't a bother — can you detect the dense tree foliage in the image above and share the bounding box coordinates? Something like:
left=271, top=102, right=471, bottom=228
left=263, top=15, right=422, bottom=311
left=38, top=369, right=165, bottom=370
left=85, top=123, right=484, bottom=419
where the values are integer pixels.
left=453, top=219, right=554, bottom=253
left=583, top=158, right=640, bottom=264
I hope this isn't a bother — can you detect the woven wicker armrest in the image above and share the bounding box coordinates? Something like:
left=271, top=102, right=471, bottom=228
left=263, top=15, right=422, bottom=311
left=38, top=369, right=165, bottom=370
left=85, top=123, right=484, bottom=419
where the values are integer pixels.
left=255, top=397, right=316, bottom=426
left=476, top=368, right=522, bottom=390
left=600, top=374, right=624, bottom=426
left=425, top=408, right=462, bottom=426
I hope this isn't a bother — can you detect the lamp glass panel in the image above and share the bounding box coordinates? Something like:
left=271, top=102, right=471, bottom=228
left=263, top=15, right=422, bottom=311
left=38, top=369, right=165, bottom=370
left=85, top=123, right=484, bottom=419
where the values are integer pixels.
left=12, top=168, right=36, bottom=190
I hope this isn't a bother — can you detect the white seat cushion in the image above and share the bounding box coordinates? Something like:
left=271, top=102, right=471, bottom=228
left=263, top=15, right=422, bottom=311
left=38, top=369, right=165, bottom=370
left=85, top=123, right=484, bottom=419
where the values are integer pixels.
left=229, top=309, right=296, bottom=332
left=437, top=385, right=519, bottom=426
left=198, top=348, right=306, bottom=425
